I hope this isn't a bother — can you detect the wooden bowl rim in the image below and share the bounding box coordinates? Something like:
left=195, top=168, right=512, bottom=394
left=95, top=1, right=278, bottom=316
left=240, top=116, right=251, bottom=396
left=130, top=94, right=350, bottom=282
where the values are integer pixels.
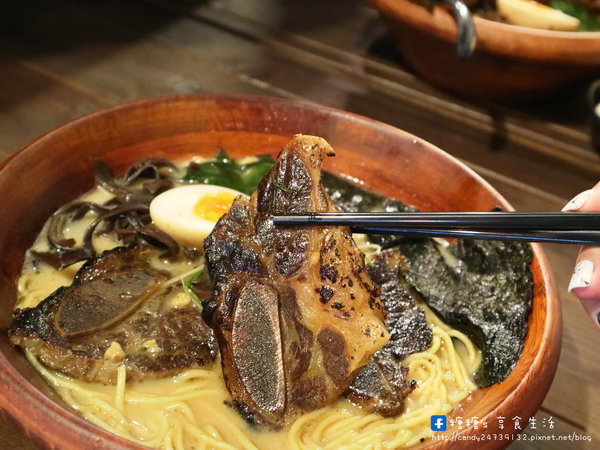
left=0, top=94, right=561, bottom=449
left=371, top=0, right=600, bottom=62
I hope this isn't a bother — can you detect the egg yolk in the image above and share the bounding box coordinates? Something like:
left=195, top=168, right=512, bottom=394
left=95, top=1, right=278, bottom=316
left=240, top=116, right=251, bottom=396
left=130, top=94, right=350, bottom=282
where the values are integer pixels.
left=193, top=192, right=238, bottom=222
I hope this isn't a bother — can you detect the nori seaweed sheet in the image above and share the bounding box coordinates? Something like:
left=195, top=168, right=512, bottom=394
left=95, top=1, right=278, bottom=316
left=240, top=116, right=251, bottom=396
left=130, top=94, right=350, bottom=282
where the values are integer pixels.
left=366, top=249, right=433, bottom=360
left=322, top=172, right=416, bottom=248
left=345, top=248, right=433, bottom=415
left=397, top=238, right=533, bottom=387
left=322, top=172, right=534, bottom=387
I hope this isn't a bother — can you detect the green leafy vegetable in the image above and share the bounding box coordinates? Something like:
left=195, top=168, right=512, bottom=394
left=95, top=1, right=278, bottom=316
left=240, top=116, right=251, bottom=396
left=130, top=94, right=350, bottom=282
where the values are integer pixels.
left=182, top=269, right=210, bottom=307
left=549, top=0, right=600, bottom=31
left=184, top=149, right=275, bottom=194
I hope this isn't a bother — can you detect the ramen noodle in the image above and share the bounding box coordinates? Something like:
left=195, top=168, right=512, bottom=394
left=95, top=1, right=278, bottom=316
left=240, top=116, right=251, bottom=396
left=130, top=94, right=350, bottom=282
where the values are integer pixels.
left=15, top=157, right=481, bottom=449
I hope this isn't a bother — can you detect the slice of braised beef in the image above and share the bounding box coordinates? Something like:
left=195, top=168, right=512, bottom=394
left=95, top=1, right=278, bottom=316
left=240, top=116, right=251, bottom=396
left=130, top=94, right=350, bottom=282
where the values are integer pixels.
left=346, top=248, right=433, bottom=416
left=204, top=135, right=389, bottom=427
left=9, top=246, right=216, bottom=384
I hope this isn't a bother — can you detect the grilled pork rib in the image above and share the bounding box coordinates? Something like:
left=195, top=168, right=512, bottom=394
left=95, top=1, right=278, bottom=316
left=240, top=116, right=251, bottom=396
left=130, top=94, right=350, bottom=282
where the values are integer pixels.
left=10, top=247, right=217, bottom=384
left=346, top=248, right=433, bottom=416
left=204, top=135, right=389, bottom=427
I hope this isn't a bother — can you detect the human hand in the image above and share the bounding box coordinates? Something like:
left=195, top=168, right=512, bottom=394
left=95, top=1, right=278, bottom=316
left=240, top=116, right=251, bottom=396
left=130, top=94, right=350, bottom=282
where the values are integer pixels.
left=564, top=187, right=600, bottom=328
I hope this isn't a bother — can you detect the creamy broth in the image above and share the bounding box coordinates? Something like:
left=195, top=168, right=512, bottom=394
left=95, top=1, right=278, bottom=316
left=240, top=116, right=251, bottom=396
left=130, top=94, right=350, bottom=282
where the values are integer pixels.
left=17, top=177, right=480, bottom=449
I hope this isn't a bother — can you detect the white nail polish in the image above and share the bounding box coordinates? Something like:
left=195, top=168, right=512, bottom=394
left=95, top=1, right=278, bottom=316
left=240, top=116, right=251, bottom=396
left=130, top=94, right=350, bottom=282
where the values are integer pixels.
left=568, top=259, right=594, bottom=291
left=562, top=189, right=593, bottom=212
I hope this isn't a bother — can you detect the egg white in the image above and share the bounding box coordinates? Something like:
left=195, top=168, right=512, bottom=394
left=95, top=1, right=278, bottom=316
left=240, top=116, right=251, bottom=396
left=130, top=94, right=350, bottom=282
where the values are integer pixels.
left=149, top=184, right=244, bottom=248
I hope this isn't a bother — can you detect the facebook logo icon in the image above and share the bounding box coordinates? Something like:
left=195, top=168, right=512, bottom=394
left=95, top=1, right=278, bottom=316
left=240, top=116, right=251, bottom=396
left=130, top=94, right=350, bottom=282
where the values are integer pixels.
left=430, top=415, right=447, bottom=431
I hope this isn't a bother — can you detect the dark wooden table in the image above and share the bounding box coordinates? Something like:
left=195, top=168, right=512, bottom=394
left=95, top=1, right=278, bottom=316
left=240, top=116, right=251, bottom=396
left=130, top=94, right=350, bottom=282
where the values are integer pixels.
left=1, top=1, right=598, bottom=448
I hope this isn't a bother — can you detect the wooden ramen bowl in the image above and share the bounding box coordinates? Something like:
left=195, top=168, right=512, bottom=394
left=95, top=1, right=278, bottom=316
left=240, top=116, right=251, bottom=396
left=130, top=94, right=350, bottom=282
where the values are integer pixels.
left=0, top=95, right=560, bottom=448
left=371, top=0, right=600, bottom=102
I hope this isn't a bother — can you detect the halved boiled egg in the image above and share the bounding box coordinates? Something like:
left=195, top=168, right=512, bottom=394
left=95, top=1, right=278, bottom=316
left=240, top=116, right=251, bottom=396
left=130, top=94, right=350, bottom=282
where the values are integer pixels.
left=496, top=0, right=580, bottom=31
left=150, top=185, right=244, bottom=247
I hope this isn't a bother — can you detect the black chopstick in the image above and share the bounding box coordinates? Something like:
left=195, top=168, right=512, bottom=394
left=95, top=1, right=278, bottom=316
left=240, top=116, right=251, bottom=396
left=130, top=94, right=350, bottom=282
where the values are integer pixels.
left=272, top=212, right=600, bottom=230
left=271, top=212, right=600, bottom=245
left=351, top=227, right=600, bottom=245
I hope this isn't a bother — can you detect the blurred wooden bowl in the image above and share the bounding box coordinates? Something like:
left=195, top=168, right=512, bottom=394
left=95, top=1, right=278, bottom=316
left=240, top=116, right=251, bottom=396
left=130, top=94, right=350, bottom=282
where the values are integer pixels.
left=0, top=95, right=560, bottom=448
left=371, top=0, right=600, bottom=102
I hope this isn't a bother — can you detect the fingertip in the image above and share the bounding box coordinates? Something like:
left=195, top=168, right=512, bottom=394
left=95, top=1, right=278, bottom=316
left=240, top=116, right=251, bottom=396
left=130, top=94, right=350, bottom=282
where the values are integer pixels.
left=562, top=189, right=594, bottom=212
left=570, top=284, right=600, bottom=301
left=574, top=294, right=600, bottom=329
left=578, top=185, right=600, bottom=212
left=569, top=247, right=600, bottom=329
left=568, top=258, right=594, bottom=292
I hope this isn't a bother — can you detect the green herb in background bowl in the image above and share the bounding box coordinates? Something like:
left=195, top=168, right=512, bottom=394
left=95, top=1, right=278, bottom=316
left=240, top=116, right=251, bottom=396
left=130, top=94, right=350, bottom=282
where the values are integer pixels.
left=549, top=0, right=600, bottom=31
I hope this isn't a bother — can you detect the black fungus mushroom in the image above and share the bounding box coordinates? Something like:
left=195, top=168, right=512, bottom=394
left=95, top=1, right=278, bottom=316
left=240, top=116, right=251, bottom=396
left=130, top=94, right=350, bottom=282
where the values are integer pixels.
left=35, top=157, right=181, bottom=269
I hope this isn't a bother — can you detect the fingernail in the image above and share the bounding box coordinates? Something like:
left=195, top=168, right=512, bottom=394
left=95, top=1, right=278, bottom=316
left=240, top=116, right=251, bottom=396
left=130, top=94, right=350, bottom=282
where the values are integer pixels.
left=579, top=299, right=600, bottom=330
left=568, top=259, right=594, bottom=291
left=562, top=189, right=593, bottom=211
